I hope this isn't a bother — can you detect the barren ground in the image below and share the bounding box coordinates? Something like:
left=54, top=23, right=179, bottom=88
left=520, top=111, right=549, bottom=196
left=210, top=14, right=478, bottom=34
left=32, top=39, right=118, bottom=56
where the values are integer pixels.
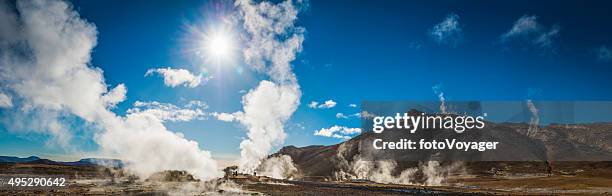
left=1, top=163, right=611, bottom=195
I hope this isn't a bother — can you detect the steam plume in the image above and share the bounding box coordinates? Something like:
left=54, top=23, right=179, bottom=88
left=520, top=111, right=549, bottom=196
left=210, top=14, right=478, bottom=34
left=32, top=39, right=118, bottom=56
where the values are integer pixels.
left=432, top=84, right=447, bottom=114
left=233, top=0, right=305, bottom=173
left=334, top=143, right=463, bottom=186
left=526, top=99, right=540, bottom=137
left=256, top=155, right=299, bottom=179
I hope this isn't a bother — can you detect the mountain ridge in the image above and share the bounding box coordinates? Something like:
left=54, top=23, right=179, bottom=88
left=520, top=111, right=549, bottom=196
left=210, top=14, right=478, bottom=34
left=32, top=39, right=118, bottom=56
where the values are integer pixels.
left=272, top=120, right=612, bottom=179
left=0, top=155, right=123, bottom=167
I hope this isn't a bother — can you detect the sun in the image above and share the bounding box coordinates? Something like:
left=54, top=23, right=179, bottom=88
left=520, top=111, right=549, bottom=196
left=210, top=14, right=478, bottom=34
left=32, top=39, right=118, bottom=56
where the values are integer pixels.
left=207, top=32, right=231, bottom=58
left=185, top=14, right=238, bottom=67
left=200, top=27, right=236, bottom=64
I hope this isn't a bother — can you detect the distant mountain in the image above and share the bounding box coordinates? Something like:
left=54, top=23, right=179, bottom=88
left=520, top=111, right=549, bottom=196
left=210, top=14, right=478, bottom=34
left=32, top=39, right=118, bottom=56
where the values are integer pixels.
left=75, top=158, right=124, bottom=168
left=0, top=156, right=41, bottom=163
left=273, top=114, right=612, bottom=179
left=0, top=156, right=123, bottom=167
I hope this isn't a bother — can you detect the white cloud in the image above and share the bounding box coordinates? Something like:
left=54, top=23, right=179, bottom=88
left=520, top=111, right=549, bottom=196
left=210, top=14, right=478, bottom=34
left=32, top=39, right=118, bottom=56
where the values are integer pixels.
left=320, top=100, right=336, bottom=108
left=0, top=0, right=219, bottom=180
left=211, top=112, right=240, bottom=122
left=145, top=67, right=210, bottom=88
left=597, top=45, right=612, bottom=62
left=502, top=15, right=539, bottom=38
left=308, top=101, right=318, bottom=108
left=533, top=25, right=559, bottom=48
left=501, top=15, right=560, bottom=50
left=101, top=84, right=126, bottom=108
left=314, top=125, right=362, bottom=140
left=0, top=92, right=12, bottom=108
left=336, top=112, right=360, bottom=119
left=127, top=100, right=208, bottom=122
left=348, top=104, right=357, bottom=108
left=359, top=111, right=376, bottom=119
left=233, top=0, right=305, bottom=173
left=308, top=99, right=336, bottom=109
left=430, top=13, right=462, bottom=46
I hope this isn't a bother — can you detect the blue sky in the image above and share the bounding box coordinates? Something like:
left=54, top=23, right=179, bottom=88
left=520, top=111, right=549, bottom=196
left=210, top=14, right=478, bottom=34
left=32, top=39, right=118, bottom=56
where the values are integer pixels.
left=1, top=0, right=612, bottom=161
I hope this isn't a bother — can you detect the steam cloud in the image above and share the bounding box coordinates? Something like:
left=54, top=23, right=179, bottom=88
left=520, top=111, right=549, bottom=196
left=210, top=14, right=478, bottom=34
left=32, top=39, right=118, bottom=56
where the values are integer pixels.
left=334, top=143, right=463, bottom=186
left=235, top=82, right=300, bottom=173
left=0, top=0, right=220, bottom=180
left=432, top=84, right=447, bottom=114
left=233, top=0, right=305, bottom=173
left=256, top=155, right=299, bottom=179
left=526, top=99, right=540, bottom=137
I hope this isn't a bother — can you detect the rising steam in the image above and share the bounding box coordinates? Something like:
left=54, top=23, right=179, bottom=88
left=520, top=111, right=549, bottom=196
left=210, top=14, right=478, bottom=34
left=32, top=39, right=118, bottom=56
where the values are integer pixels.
left=432, top=84, right=447, bottom=114
left=526, top=99, right=540, bottom=137
left=233, top=0, right=305, bottom=173
left=334, top=143, right=463, bottom=186
left=256, top=155, right=299, bottom=179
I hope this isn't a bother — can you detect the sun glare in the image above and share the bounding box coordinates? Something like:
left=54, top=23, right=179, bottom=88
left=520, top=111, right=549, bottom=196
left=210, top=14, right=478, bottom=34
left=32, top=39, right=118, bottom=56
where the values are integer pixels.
left=200, top=27, right=235, bottom=63
left=208, top=33, right=231, bottom=57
